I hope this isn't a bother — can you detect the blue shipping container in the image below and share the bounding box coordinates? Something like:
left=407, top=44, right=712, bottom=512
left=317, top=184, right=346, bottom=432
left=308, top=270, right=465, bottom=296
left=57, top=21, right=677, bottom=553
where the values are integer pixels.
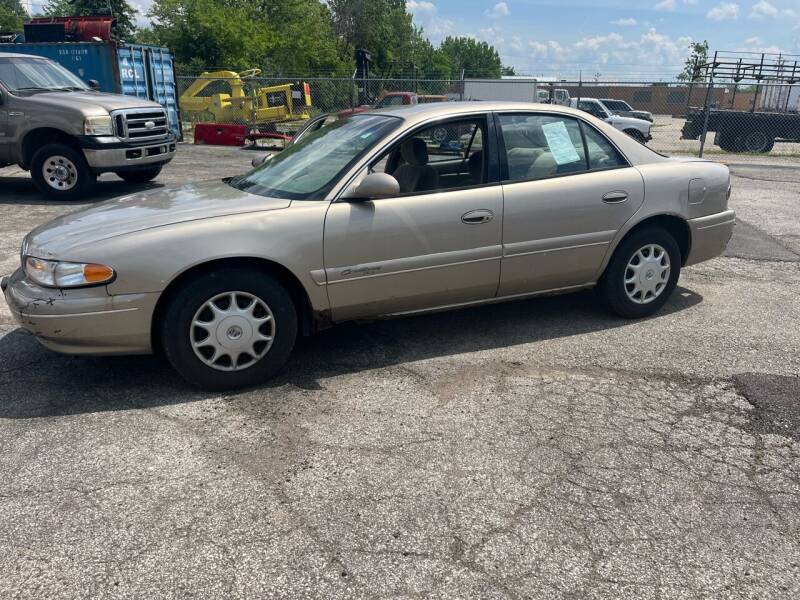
left=0, top=41, right=182, bottom=138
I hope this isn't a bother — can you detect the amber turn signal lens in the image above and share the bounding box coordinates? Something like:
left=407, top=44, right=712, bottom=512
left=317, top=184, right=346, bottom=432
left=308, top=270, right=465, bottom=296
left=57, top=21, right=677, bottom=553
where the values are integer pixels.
left=83, top=263, right=115, bottom=283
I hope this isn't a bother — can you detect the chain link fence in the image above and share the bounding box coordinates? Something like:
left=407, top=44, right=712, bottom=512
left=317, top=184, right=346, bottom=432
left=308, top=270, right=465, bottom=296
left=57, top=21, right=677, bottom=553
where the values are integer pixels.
left=176, top=74, right=800, bottom=159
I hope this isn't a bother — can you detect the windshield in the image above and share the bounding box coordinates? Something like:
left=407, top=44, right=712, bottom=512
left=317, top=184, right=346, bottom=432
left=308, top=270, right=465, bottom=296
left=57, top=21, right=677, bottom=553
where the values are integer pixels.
left=376, top=95, right=407, bottom=107
left=0, top=57, right=90, bottom=93
left=229, top=114, right=401, bottom=200
left=602, top=100, right=632, bottom=112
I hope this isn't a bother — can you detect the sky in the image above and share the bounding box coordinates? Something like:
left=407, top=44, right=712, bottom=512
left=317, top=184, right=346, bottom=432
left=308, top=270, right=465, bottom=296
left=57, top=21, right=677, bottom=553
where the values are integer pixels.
left=24, top=0, right=800, bottom=80
left=406, top=0, right=800, bottom=79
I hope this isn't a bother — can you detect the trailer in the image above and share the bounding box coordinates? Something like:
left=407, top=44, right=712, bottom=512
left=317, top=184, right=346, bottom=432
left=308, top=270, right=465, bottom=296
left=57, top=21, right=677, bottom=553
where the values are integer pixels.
left=680, top=51, right=800, bottom=154
left=462, top=78, right=540, bottom=102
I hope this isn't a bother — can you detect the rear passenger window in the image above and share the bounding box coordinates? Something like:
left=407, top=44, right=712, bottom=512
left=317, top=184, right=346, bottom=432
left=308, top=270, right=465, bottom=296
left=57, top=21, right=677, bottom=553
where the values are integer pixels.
left=499, top=114, right=586, bottom=181
left=581, top=123, right=627, bottom=170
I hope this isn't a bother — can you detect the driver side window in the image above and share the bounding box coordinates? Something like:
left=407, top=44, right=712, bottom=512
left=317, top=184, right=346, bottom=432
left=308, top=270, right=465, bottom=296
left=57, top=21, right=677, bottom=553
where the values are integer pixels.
left=371, top=118, right=487, bottom=195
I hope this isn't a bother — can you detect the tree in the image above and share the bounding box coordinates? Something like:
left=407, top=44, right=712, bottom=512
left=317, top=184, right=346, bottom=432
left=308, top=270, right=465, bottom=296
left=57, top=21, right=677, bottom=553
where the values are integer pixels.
left=0, top=0, right=26, bottom=34
left=329, top=0, right=418, bottom=76
left=439, top=36, right=502, bottom=79
left=678, top=40, right=709, bottom=82
left=44, top=0, right=139, bottom=39
left=501, top=65, right=516, bottom=76
left=147, top=0, right=349, bottom=75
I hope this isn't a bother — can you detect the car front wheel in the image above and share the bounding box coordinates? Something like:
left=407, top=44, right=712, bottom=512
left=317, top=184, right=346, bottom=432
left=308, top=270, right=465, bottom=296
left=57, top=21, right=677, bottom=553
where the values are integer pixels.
left=30, top=143, right=96, bottom=201
left=160, top=268, right=298, bottom=390
left=598, top=227, right=681, bottom=318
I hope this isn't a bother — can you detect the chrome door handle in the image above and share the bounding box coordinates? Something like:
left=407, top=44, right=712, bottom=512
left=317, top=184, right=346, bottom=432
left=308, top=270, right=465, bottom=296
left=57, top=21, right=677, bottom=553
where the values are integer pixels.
left=461, top=209, right=494, bottom=224
left=602, top=191, right=628, bottom=203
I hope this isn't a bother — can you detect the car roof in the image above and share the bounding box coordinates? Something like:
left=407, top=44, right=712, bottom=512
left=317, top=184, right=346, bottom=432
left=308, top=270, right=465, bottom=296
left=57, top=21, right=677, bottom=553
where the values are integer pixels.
left=0, top=52, right=53, bottom=59
left=377, top=101, right=599, bottom=124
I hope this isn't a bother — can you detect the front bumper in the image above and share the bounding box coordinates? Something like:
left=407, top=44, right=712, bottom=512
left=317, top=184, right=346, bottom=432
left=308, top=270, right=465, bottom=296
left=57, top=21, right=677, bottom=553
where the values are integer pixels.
left=80, top=135, right=177, bottom=172
left=685, top=209, right=736, bottom=267
left=2, top=268, right=158, bottom=356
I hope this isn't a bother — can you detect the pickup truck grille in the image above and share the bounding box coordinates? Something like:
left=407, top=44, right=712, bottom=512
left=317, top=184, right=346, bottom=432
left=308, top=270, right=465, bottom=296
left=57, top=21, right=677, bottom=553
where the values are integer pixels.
left=113, top=108, right=169, bottom=141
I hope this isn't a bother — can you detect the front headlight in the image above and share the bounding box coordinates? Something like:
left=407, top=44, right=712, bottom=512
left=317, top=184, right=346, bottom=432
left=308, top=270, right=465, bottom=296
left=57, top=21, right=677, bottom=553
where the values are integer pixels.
left=84, top=115, right=113, bottom=136
left=24, top=256, right=115, bottom=288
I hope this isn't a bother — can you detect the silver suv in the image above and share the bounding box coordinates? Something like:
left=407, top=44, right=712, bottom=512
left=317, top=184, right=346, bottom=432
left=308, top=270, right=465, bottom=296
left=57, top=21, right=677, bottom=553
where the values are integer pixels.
left=0, top=53, right=176, bottom=200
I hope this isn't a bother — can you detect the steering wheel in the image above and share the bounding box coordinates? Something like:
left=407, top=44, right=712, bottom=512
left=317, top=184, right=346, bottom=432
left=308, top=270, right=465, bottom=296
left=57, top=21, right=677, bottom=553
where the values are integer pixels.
left=238, top=68, right=262, bottom=78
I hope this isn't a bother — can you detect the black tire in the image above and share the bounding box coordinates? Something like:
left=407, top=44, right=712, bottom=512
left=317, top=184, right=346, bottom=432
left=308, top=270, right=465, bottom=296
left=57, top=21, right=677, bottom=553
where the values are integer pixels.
left=624, top=129, right=646, bottom=144
left=160, top=268, right=298, bottom=391
left=717, top=133, right=743, bottom=153
left=116, top=165, right=163, bottom=184
left=598, top=227, right=681, bottom=319
left=30, top=143, right=96, bottom=201
left=742, top=130, right=774, bottom=153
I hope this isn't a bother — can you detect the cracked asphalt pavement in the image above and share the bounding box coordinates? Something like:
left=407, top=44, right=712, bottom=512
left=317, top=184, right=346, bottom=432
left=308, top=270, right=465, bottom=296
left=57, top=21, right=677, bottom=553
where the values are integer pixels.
left=1, top=147, right=799, bottom=599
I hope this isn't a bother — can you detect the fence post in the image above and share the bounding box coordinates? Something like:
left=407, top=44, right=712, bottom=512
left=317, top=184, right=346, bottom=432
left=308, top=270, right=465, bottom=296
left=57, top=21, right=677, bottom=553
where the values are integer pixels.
left=459, top=68, right=465, bottom=101
left=698, top=78, right=714, bottom=158
left=350, top=69, right=356, bottom=112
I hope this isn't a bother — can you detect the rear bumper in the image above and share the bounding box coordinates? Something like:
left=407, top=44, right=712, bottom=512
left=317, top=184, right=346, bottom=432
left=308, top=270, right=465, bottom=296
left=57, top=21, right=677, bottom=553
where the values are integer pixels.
left=685, top=210, right=736, bottom=267
left=2, top=268, right=157, bottom=356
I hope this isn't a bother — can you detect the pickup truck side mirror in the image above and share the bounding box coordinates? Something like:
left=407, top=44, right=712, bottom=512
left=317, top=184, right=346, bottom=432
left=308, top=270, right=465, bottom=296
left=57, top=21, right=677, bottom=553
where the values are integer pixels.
left=341, top=172, right=400, bottom=201
left=88, top=79, right=100, bottom=90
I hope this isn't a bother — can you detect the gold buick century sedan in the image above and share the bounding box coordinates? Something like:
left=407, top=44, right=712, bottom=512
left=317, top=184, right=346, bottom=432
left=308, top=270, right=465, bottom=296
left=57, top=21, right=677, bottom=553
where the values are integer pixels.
left=2, top=102, right=734, bottom=390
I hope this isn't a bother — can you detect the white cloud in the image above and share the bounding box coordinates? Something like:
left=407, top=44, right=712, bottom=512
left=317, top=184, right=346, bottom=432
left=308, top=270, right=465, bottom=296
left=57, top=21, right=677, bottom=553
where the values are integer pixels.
left=610, top=18, right=638, bottom=26
left=407, top=0, right=435, bottom=11
left=655, top=0, right=676, bottom=11
left=749, top=1, right=778, bottom=18
left=407, top=1, right=454, bottom=42
left=706, top=3, right=739, bottom=20
left=744, top=36, right=761, bottom=44
left=486, top=2, right=510, bottom=19
left=522, top=27, right=690, bottom=73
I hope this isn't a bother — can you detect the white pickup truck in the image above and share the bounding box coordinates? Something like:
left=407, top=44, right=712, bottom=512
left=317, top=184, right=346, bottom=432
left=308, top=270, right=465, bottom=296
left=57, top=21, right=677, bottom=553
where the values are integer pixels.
left=569, top=97, right=652, bottom=143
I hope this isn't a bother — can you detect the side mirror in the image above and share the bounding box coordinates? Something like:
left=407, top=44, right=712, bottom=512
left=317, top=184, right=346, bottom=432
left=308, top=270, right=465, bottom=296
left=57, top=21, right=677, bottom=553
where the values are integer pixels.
left=251, top=153, right=274, bottom=168
left=88, top=79, right=100, bottom=90
left=341, top=172, right=400, bottom=201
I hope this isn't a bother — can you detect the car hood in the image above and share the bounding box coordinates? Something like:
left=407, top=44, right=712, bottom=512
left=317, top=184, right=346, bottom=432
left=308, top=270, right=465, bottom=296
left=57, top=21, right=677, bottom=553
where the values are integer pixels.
left=21, top=90, right=163, bottom=114
left=25, top=180, right=291, bottom=258
left=609, top=115, right=650, bottom=127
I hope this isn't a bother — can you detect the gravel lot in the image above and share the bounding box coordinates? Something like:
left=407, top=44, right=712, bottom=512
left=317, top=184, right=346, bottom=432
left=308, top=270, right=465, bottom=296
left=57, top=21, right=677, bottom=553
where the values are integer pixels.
left=1, top=144, right=799, bottom=599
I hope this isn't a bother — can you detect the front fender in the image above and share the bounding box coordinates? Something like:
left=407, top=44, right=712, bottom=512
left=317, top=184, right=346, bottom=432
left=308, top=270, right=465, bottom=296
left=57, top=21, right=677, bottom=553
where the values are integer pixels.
left=65, top=201, right=331, bottom=313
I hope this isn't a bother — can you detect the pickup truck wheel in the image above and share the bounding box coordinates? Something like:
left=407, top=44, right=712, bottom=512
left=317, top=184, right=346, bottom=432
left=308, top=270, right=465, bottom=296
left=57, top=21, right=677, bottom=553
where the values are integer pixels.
left=743, top=130, right=774, bottom=153
left=116, top=165, right=163, bottom=184
left=31, top=144, right=96, bottom=201
left=160, top=268, right=298, bottom=391
left=598, top=227, right=681, bottom=319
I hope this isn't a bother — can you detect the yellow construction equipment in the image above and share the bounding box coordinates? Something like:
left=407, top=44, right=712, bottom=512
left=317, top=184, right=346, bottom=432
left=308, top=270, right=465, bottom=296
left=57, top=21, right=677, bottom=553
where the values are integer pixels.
left=179, top=68, right=312, bottom=127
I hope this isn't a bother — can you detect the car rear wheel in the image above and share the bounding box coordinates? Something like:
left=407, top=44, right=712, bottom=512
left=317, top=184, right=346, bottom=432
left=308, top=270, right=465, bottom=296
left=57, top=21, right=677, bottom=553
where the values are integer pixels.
left=30, top=143, right=96, bottom=201
left=598, top=227, right=681, bottom=318
left=160, top=268, right=298, bottom=390
left=116, top=165, right=163, bottom=184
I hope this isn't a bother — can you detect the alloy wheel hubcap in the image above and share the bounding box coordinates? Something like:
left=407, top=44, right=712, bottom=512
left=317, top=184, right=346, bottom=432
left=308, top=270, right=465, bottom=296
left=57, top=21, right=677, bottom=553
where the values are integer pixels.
left=43, top=156, right=78, bottom=191
left=624, top=243, right=671, bottom=304
left=190, top=291, right=275, bottom=371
